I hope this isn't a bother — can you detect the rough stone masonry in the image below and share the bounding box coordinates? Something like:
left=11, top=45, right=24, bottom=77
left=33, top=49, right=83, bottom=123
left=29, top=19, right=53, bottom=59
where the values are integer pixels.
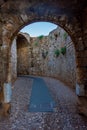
left=0, top=0, right=87, bottom=116
left=13, top=26, right=76, bottom=88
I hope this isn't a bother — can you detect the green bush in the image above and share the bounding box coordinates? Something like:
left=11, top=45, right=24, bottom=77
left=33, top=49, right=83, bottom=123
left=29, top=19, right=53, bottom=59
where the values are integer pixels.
left=63, top=32, right=68, bottom=40
left=60, top=46, right=66, bottom=55
left=34, top=42, right=39, bottom=46
left=38, top=35, right=44, bottom=40
left=54, top=49, right=60, bottom=57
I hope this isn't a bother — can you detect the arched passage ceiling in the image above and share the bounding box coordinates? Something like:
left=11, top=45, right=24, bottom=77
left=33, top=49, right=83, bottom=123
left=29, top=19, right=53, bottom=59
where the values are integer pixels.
left=0, top=0, right=87, bottom=44
left=0, top=0, right=86, bottom=11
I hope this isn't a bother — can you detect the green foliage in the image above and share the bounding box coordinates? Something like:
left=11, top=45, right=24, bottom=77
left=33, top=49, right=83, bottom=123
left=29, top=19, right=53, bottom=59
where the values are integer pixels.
left=34, top=42, right=39, bottom=46
left=54, top=49, right=60, bottom=57
left=63, top=32, right=68, bottom=40
left=60, top=46, right=66, bottom=55
left=38, top=35, right=44, bottom=40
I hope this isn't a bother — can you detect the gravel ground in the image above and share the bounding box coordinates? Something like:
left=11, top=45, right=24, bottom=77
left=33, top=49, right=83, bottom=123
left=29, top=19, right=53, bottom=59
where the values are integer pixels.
left=0, top=76, right=87, bottom=130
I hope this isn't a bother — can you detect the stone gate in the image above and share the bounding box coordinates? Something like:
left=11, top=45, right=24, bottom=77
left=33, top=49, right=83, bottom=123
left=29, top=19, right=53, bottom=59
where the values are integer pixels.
left=0, top=0, right=87, bottom=116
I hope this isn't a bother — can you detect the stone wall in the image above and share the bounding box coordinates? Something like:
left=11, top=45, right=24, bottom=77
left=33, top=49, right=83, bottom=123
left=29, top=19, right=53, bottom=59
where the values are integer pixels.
left=17, top=27, right=76, bottom=88
left=47, top=27, right=76, bottom=88
left=17, top=33, right=30, bottom=75
left=28, top=36, right=49, bottom=76
left=11, top=38, right=17, bottom=82
left=0, top=46, right=3, bottom=92
left=0, top=0, right=87, bottom=116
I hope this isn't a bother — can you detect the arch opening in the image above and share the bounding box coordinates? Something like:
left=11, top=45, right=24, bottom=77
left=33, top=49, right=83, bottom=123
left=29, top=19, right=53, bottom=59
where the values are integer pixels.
left=10, top=22, right=76, bottom=89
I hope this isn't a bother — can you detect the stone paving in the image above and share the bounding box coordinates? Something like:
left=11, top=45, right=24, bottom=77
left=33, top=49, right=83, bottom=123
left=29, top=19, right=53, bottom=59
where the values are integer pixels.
left=0, top=76, right=87, bottom=130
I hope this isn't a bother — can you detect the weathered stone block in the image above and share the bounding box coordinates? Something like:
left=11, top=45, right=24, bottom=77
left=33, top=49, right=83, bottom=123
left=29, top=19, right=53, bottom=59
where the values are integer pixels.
left=76, top=83, right=85, bottom=96
left=3, top=83, right=12, bottom=103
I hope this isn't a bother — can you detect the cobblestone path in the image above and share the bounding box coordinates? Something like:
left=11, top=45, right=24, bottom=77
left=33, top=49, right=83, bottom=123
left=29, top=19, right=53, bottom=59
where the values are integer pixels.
left=0, top=76, right=87, bottom=130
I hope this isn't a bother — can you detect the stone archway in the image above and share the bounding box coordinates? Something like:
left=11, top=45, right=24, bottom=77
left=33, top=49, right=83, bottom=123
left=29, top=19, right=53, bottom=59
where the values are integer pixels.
left=0, top=0, right=87, bottom=116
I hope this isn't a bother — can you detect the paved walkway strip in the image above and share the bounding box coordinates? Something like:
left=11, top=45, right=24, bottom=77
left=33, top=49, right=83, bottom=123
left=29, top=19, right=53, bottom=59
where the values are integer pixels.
left=29, top=76, right=56, bottom=112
